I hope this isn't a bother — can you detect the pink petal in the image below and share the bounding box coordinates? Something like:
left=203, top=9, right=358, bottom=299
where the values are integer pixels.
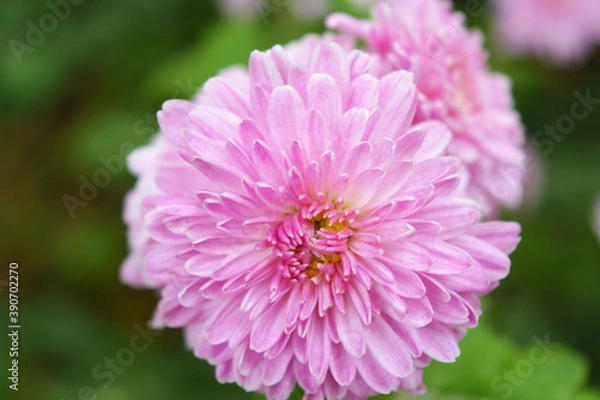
left=370, top=71, right=417, bottom=140
left=157, top=100, right=195, bottom=144
left=263, top=346, right=294, bottom=386
left=416, top=322, right=461, bottom=363
left=420, top=240, right=473, bottom=275
left=355, top=350, right=399, bottom=394
left=307, top=73, right=342, bottom=132
left=346, top=73, right=379, bottom=110
left=250, top=304, right=286, bottom=353
left=335, top=304, right=366, bottom=358
left=381, top=242, right=432, bottom=272
left=411, top=121, right=452, bottom=162
left=364, top=317, right=414, bottom=377
left=330, top=342, right=357, bottom=386
left=203, top=75, right=251, bottom=118
left=268, top=85, right=307, bottom=151
left=469, top=221, right=522, bottom=253
left=307, top=316, right=330, bottom=381
left=309, top=43, right=350, bottom=91
left=249, top=50, right=284, bottom=92
left=411, top=197, right=481, bottom=236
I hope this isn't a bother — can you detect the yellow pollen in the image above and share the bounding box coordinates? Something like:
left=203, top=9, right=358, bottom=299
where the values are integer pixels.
left=313, top=214, right=347, bottom=233
left=307, top=259, right=321, bottom=278
left=307, top=249, right=342, bottom=278
left=325, top=253, right=341, bottom=263
left=304, top=213, right=349, bottom=279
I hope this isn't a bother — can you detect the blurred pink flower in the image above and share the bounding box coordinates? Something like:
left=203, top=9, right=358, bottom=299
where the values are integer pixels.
left=493, top=0, right=600, bottom=65
left=327, top=0, right=526, bottom=215
left=121, top=40, right=521, bottom=398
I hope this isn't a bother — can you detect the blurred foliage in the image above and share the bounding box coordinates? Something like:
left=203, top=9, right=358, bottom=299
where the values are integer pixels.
left=0, top=0, right=599, bottom=399
left=378, top=319, right=600, bottom=400
left=415, top=323, right=594, bottom=400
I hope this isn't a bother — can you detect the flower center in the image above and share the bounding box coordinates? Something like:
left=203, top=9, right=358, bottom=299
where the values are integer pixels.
left=266, top=200, right=357, bottom=283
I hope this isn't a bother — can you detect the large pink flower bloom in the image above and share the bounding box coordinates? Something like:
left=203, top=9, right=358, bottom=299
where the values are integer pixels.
left=493, top=0, right=600, bottom=65
left=327, top=0, right=526, bottom=215
left=121, top=40, right=521, bottom=399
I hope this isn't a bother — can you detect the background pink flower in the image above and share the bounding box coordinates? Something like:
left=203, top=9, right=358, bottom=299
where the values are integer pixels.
left=327, top=0, right=526, bottom=215
left=493, top=0, right=600, bottom=65
left=121, top=39, right=521, bottom=399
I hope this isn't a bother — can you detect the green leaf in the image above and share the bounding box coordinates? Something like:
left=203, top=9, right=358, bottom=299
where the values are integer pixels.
left=424, top=325, right=519, bottom=395
left=572, top=391, right=600, bottom=400
left=418, top=323, right=591, bottom=400
left=510, top=347, right=588, bottom=400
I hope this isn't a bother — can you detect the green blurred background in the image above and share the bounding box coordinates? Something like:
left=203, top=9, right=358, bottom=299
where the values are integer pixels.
left=1, top=0, right=599, bottom=399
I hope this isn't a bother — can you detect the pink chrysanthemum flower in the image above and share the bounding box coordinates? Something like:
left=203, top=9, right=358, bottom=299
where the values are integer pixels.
left=493, top=0, right=600, bottom=65
left=121, top=40, right=521, bottom=399
left=327, top=0, right=526, bottom=215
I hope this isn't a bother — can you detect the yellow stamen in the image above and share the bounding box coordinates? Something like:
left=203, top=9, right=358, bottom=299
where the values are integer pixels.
left=306, top=213, right=348, bottom=278
left=307, top=259, right=321, bottom=278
